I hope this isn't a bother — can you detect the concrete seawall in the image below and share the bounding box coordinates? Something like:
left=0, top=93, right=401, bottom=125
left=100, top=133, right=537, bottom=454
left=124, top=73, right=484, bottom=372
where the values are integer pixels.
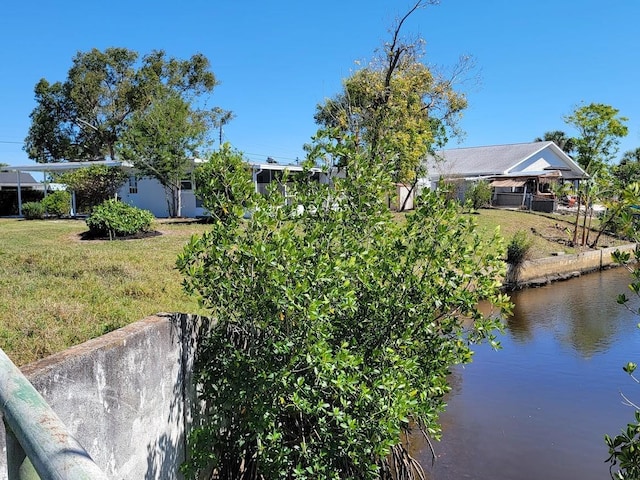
left=0, top=313, right=214, bottom=480
left=506, top=243, right=637, bottom=289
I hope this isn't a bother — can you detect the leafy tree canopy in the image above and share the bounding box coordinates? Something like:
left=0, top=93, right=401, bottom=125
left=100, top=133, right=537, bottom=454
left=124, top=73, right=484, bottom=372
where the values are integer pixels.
left=612, top=148, right=640, bottom=188
left=563, top=103, right=628, bottom=246
left=564, top=103, right=628, bottom=175
left=24, top=47, right=218, bottom=164
left=178, top=3, right=510, bottom=478
left=117, top=90, right=211, bottom=217
left=307, top=1, right=471, bottom=187
left=56, top=164, right=128, bottom=212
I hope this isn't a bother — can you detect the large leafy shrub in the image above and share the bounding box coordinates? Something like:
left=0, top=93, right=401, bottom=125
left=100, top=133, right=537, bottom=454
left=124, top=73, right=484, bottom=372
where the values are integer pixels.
left=194, top=143, right=256, bottom=222
left=177, top=145, right=510, bottom=479
left=465, top=180, right=492, bottom=209
left=22, top=202, right=45, bottom=220
left=57, top=165, right=128, bottom=212
left=41, top=190, right=71, bottom=217
left=86, top=199, right=154, bottom=239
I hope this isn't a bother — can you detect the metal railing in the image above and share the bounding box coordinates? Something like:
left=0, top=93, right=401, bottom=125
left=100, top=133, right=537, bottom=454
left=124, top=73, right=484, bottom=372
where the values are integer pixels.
left=0, top=348, right=109, bottom=480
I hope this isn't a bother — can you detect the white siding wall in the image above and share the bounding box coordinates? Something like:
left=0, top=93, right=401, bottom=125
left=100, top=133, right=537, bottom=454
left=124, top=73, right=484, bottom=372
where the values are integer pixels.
left=510, top=147, right=567, bottom=173
left=118, top=177, right=206, bottom=218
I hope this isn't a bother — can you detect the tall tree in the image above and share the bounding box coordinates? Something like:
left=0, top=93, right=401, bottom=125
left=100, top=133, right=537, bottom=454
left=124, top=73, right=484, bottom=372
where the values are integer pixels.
left=307, top=0, right=472, bottom=210
left=534, top=130, right=576, bottom=156
left=24, top=47, right=218, bottom=163
left=564, top=103, right=628, bottom=175
left=118, top=91, right=211, bottom=217
left=613, top=148, right=640, bottom=188
left=564, top=103, right=628, bottom=246
left=178, top=3, right=509, bottom=478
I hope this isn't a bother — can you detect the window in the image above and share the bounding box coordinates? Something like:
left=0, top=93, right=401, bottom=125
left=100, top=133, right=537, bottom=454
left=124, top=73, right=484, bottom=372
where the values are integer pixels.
left=129, top=175, right=138, bottom=194
left=181, top=174, right=194, bottom=191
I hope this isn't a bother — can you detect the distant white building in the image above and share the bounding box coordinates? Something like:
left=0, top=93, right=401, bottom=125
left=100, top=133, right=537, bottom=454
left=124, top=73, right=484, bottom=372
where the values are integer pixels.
left=2, top=160, right=328, bottom=218
left=421, top=141, right=588, bottom=212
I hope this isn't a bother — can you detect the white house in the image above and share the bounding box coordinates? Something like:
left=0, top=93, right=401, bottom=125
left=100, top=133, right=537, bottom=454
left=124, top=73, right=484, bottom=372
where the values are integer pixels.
left=422, top=141, right=588, bottom=211
left=118, top=161, right=328, bottom=217
left=2, top=160, right=327, bottom=218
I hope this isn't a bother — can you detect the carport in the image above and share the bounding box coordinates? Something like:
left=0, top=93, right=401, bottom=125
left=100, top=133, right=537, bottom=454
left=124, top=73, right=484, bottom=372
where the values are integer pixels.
left=0, top=161, right=121, bottom=217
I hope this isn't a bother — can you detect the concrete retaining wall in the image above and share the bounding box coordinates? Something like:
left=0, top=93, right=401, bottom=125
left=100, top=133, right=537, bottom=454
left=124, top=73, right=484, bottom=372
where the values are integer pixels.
left=507, top=243, right=637, bottom=288
left=0, top=313, right=212, bottom=480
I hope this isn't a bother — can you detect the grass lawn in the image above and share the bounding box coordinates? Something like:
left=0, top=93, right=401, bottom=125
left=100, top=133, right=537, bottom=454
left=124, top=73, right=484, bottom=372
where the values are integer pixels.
left=0, top=208, right=627, bottom=365
left=470, top=208, right=626, bottom=259
left=0, top=218, right=210, bottom=365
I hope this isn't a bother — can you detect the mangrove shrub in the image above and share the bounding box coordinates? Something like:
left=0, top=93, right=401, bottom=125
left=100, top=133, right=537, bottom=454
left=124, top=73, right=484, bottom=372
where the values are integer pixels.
left=177, top=144, right=510, bottom=479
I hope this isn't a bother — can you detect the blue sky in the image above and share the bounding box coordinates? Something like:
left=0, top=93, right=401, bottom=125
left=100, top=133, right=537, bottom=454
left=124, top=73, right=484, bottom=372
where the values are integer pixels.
left=1, top=0, right=639, bottom=167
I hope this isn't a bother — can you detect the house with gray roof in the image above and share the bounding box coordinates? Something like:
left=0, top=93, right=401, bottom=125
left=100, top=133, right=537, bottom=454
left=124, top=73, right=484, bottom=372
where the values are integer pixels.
left=0, top=171, right=44, bottom=216
left=422, top=141, right=588, bottom=211
left=0, top=171, right=42, bottom=191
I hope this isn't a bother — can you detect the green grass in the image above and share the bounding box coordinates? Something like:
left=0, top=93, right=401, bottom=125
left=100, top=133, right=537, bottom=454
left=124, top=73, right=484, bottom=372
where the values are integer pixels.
left=470, top=208, right=625, bottom=259
left=0, top=218, right=210, bottom=365
left=0, top=208, right=626, bottom=365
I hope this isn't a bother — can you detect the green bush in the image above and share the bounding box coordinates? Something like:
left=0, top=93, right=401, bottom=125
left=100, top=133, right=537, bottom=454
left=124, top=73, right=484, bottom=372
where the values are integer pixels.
left=177, top=146, right=510, bottom=479
left=41, top=190, right=71, bottom=217
left=607, top=249, right=640, bottom=479
left=57, top=165, right=128, bottom=213
left=465, top=180, right=492, bottom=209
left=22, top=202, right=45, bottom=220
left=86, top=199, right=154, bottom=239
left=506, top=230, right=533, bottom=265
left=194, top=143, right=256, bottom=222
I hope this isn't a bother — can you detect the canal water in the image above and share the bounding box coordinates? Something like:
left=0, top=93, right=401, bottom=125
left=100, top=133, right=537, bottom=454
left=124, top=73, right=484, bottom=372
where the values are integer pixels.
left=419, top=267, right=640, bottom=480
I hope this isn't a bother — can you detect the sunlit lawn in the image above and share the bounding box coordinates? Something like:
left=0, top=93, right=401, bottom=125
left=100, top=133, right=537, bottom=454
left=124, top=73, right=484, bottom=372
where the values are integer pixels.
left=469, top=207, right=625, bottom=258
left=0, top=218, right=209, bottom=365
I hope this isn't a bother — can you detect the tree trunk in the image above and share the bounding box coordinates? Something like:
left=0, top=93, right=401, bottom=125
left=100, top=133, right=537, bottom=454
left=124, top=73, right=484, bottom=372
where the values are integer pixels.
left=400, top=179, right=418, bottom=211
left=572, top=195, right=582, bottom=246
left=580, top=199, right=590, bottom=247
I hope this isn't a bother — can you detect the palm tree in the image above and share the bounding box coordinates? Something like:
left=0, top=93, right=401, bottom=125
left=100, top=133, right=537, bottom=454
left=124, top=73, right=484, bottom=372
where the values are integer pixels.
left=212, top=108, right=235, bottom=148
left=534, top=130, right=576, bottom=156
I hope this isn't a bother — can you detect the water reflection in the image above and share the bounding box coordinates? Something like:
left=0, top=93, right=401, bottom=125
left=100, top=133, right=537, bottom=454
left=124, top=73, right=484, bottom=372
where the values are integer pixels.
left=507, top=270, right=633, bottom=357
left=421, top=267, right=640, bottom=480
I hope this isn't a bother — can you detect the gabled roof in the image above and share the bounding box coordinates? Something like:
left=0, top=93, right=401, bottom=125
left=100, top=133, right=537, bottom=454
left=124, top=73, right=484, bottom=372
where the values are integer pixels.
left=427, top=141, right=588, bottom=180
left=0, top=172, right=40, bottom=187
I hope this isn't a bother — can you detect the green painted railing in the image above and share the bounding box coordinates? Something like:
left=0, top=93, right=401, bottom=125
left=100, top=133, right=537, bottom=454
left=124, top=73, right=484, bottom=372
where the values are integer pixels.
left=0, top=348, right=109, bottom=480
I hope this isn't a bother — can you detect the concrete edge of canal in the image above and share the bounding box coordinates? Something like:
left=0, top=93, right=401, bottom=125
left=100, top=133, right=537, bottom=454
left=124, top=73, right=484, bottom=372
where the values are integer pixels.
left=506, top=243, right=638, bottom=290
